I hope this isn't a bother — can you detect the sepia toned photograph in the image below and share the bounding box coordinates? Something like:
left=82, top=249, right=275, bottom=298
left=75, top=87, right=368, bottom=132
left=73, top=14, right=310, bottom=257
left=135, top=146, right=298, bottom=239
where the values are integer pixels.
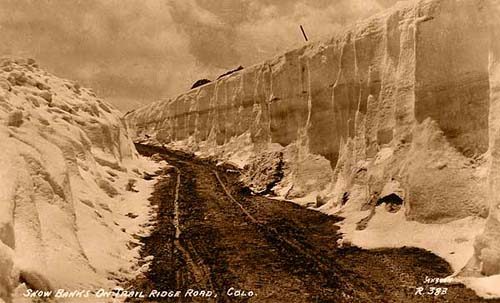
left=0, top=0, right=499, bottom=302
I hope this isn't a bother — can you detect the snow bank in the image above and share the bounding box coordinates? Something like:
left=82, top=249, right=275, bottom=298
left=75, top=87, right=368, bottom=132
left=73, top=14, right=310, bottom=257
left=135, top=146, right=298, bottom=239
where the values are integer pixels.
left=0, top=58, right=159, bottom=303
left=338, top=206, right=485, bottom=273
left=337, top=204, right=500, bottom=298
left=129, top=0, right=495, bottom=218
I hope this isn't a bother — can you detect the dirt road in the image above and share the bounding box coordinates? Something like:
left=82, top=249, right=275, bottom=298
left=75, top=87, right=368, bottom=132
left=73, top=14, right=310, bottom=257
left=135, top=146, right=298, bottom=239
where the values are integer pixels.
left=132, top=144, right=495, bottom=303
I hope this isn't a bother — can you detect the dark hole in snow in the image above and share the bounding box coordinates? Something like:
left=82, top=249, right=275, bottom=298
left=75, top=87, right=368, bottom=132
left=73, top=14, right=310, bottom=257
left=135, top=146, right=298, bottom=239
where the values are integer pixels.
left=341, top=192, right=349, bottom=205
left=143, top=172, right=155, bottom=180
left=377, top=193, right=403, bottom=205
left=126, top=179, right=139, bottom=192
left=270, top=96, right=281, bottom=103
left=126, top=212, right=139, bottom=219
left=376, top=193, right=403, bottom=212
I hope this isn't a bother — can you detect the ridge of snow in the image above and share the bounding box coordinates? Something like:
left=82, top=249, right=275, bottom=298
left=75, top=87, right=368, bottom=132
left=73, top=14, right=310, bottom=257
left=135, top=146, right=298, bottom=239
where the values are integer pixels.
left=0, top=58, right=160, bottom=303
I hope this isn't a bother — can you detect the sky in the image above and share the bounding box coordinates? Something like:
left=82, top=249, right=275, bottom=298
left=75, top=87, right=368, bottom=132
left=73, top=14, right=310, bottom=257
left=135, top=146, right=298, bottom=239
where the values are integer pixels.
left=0, top=0, right=400, bottom=112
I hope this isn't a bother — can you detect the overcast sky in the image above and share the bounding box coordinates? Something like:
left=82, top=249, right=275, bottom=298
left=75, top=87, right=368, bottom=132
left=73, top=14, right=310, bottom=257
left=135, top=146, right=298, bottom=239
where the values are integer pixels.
left=0, top=0, right=400, bottom=112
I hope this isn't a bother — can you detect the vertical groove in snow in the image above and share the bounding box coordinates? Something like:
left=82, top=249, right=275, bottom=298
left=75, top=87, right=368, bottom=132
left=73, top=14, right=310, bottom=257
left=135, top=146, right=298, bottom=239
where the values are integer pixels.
left=173, top=167, right=181, bottom=239
left=305, top=59, right=313, bottom=130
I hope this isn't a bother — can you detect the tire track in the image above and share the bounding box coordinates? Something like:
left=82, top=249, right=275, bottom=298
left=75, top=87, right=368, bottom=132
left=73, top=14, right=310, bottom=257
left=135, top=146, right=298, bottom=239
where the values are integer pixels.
left=173, top=167, right=181, bottom=239
left=172, top=166, right=217, bottom=299
left=213, top=170, right=331, bottom=270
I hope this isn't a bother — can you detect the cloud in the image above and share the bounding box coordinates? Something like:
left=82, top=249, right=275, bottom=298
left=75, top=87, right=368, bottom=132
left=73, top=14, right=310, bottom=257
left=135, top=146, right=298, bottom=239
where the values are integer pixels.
left=232, top=0, right=384, bottom=64
left=0, top=0, right=401, bottom=111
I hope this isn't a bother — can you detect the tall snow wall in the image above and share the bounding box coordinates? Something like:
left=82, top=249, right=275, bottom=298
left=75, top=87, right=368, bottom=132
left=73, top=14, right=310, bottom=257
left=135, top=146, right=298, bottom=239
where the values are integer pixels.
left=127, top=0, right=500, bottom=276
left=0, top=58, right=153, bottom=303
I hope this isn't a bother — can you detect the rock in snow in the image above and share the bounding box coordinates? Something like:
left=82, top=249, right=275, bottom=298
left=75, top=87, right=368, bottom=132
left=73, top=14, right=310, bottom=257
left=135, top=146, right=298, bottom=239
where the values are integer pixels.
left=126, top=0, right=500, bottom=292
left=0, top=58, right=158, bottom=302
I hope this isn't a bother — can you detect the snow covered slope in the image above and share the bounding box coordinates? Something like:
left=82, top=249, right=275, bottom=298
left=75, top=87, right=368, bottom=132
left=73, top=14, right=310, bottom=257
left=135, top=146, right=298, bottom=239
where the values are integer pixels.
left=127, top=0, right=500, bottom=293
left=0, top=58, right=157, bottom=303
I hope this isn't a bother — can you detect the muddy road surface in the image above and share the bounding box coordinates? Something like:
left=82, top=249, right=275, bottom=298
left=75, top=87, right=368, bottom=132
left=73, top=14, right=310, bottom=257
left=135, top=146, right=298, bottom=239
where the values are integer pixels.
left=132, top=144, right=493, bottom=303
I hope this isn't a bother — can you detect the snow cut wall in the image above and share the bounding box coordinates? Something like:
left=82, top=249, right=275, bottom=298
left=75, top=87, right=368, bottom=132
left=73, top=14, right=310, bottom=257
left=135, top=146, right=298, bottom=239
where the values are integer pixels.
left=127, top=0, right=500, bottom=277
